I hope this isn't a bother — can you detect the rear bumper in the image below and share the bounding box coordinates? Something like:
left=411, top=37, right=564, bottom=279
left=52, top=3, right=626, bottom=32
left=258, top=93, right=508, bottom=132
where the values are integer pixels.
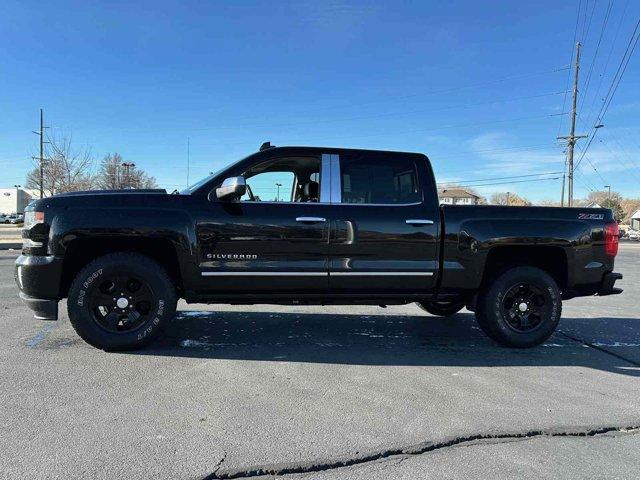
left=19, top=292, right=58, bottom=320
left=598, top=272, right=623, bottom=296
left=562, top=271, right=623, bottom=299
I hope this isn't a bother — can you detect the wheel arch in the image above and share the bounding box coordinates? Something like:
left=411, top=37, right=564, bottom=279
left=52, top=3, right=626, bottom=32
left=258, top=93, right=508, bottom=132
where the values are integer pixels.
left=59, top=236, right=184, bottom=298
left=481, top=245, right=568, bottom=290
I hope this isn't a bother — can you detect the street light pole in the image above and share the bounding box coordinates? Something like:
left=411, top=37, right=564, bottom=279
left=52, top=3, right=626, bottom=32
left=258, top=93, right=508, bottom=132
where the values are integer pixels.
left=605, top=185, right=611, bottom=200
left=275, top=182, right=282, bottom=202
left=121, top=162, right=136, bottom=189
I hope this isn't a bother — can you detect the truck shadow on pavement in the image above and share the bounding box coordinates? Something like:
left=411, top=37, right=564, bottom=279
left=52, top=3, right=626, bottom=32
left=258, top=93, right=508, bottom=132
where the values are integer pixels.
left=133, top=310, right=640, bottom=377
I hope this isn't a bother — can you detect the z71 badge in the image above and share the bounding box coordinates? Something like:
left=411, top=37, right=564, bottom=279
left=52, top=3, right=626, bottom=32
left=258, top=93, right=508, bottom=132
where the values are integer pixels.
left=578, top=213, right=604, bottom=220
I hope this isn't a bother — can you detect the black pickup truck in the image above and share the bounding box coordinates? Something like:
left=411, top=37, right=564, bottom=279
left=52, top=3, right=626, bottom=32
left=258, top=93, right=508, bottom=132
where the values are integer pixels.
left=15, top=144, right=622, bottom=350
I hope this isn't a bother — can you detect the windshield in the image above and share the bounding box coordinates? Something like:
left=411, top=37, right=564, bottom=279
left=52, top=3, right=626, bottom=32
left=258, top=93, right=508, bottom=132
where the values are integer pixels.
left=179, top=157, right=245, bottom=194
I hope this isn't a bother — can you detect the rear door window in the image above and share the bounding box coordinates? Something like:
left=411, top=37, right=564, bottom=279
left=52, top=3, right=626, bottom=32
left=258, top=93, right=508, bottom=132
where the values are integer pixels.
left=340, top=156, right=421, bottom=204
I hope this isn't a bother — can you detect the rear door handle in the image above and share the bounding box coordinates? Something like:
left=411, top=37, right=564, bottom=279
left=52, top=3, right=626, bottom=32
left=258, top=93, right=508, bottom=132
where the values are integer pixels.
left=406, top=219, right=434, bottom=225
left=296, top=216, right=326, bottom=223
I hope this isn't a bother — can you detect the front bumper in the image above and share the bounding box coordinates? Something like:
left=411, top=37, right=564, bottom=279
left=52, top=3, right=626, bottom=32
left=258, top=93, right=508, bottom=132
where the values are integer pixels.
left=598, top=272, right=623, bottom=296
left=15, top=254, right=63, bottom=321
left=19, top=292, right=58, bottom=320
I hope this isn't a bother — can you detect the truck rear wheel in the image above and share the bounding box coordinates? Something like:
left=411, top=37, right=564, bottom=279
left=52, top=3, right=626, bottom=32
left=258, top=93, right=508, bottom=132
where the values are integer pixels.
left=417, top=300, right=465, bottom=317
left=475, top=266, right=561, bottom=348
left=67, top=252, right=177, bottom=351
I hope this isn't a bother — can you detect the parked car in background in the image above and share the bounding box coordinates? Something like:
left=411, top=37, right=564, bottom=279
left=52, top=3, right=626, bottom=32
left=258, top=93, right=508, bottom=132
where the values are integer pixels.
left=628, top=230, right=640, bottom=241
left=0, top=215, right=9, bottom=224
left=8, top=214, right=24, bottom=224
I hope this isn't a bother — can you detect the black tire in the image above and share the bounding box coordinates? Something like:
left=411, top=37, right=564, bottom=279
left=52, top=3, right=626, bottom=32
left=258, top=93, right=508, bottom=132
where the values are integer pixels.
left=417, top=300, right=465, bottom=317
left=475, top=266, right=562, bottom=348
left=67, top=252, right=177, bottom=351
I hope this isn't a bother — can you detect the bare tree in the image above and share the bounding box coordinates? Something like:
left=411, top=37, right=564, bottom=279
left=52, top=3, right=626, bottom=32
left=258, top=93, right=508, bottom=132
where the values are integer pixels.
left=95, top=153, right=124, bottom=189
left=490, top=192, right=532, bottom=206
left=621, top=198, right=640, bottom=223
left=94, top=153, right=158, bottom=190
left=25, top=131, right=94, bottom=196
left=128, top=167, right=158, bottom=189
left=586, top=189, right=623, bottom=205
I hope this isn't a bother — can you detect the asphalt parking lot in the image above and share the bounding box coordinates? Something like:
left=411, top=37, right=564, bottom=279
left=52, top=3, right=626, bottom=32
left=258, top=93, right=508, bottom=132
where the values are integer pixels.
left=1, top=245, right=639, bottom=479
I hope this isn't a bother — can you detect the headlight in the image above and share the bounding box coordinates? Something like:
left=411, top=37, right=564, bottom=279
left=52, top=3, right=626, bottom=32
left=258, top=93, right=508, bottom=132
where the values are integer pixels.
left=23, top=211, right=44, bottom=229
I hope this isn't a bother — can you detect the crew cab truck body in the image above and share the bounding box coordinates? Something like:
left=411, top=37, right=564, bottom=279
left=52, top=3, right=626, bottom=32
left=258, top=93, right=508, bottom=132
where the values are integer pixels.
left=15, top=145, right=622, bottom=350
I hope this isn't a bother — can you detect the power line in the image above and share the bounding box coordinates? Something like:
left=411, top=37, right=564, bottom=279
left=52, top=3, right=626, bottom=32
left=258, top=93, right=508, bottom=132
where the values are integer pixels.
left=582, top=0, right=630, bottom=129
left=452, top=176, right=562, bottom=189
left=578, top=0, right=614, bottom=128
left=437, top=171, right=563, bottom=186
left=598, top=136, right=640, bottom=182
left=575, top=17, right=640, bottom=170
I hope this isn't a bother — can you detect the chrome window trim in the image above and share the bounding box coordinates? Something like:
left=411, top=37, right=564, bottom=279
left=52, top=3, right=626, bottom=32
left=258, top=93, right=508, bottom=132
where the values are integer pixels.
left=320, top=154, right=332, bottom=203
left=234, top=200, right=328, bottom=205
left=330, top=271, right=434, bottom=276
left=202, top=271, right=434, bottom=276
left=332, top=201, right=423, bottom=207
left=329, top=154, right=341, bottom=204
left=202, top=271, right=326, bottom=276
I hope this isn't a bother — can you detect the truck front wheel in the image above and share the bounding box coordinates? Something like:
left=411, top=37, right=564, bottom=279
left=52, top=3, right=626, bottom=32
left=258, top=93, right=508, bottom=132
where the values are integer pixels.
left=475, top=266, right=562, bottom=348
left=67, top=252, right=177, bottom=351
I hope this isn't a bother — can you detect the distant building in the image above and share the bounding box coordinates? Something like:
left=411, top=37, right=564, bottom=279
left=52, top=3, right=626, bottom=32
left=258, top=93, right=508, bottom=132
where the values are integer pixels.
left=631, top=210, right=640, bottom=231
left=0, top=188, right=33, bottom=215
left=584, top=202, right=603, bottom=208
left=439, top=188, right=481, bottom=205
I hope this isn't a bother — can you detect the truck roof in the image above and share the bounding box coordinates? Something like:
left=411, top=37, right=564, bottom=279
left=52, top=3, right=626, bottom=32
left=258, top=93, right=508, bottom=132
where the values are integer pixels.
left=251, top=145, right=427, bottom=158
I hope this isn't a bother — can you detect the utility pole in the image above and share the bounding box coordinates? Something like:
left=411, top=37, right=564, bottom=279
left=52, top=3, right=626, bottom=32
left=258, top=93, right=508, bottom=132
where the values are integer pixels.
left=121, top=162, right=135, bottom=189
left=605, top=185, right=611, bottom=200
left=31, top=108, right=49, bottom=199
left=558, top=42, right=587, bottom=207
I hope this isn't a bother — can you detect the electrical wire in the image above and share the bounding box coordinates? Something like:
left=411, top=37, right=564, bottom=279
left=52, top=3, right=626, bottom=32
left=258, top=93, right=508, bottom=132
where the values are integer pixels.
left=437, top=171, right=563, bottom=185
left=575, top=17, right=640, bottom=170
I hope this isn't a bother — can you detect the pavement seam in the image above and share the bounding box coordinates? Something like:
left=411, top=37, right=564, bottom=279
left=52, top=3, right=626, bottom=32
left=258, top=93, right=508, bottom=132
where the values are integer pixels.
left=203, top=425, right=640, bottom=479
left=559, top=330, right=640, bottom=367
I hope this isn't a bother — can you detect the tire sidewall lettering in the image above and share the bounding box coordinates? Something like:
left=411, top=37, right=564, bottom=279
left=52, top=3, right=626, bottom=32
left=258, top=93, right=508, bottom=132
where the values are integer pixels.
left=77, top=268, right=103, bottom=307
left=136, top=298, right=166, bottom=340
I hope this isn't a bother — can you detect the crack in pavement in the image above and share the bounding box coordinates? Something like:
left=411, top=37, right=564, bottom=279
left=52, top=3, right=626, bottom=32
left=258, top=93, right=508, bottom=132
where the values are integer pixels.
left=212, top=451, right=227, bottom=476
left=559, top=330, right=640, bottom=367
left=203, top=425, right=640, bottom=479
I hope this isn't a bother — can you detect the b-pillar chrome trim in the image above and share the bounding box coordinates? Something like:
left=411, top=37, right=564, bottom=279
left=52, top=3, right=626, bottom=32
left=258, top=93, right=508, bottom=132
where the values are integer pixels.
left=320, top=153, right=342, bottom=204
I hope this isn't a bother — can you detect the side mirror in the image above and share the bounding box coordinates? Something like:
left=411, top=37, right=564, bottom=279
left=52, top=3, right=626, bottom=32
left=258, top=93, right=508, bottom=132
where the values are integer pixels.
left=215, top=176, right=246, bottom=201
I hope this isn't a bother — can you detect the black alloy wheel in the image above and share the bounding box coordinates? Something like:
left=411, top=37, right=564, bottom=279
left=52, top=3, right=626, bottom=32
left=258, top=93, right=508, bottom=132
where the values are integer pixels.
left=68, top=252, right=177, bottom=351
left=500, top=282, right=549, bottom=333
left=475, top=266, right=562, bottom=348
left=89, top=275, right=155, bottom=333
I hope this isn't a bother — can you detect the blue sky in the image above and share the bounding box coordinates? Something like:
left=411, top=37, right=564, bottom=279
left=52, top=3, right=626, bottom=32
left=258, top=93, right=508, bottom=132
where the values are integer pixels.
left=1, top=0, right=639, bottom=202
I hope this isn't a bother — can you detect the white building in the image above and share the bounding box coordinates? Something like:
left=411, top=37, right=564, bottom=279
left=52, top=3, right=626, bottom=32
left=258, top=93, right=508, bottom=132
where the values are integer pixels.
left=631, top=210, right=640, bottom=231
left=0, top=188, right=33, bottom=215
left=439, top=188, right=481, bottom=205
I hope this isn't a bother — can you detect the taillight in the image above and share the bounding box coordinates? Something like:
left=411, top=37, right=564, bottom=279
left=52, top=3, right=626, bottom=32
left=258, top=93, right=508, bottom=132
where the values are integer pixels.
left=604, top=222, right=619, bottom=257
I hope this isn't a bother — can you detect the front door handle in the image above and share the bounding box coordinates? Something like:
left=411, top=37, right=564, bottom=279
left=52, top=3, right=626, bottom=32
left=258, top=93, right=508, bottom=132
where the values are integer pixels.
left=296, top=216, right=326, bottom=223
left=406, top=219, right=434, bottom=226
